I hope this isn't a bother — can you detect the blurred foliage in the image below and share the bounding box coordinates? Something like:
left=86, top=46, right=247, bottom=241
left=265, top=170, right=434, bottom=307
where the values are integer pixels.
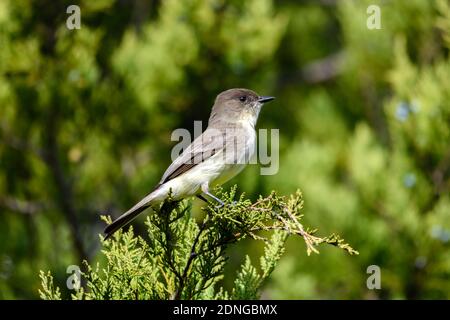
left=1, top=0, right=449, bottom=299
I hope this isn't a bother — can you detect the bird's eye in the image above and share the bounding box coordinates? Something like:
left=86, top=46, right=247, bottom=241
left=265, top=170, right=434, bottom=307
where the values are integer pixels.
left=239, top=96, right=247, bottom=102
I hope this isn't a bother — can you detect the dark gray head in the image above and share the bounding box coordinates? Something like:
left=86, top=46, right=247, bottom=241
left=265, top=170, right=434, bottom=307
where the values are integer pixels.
left=208, top=88, right=275, bottom=128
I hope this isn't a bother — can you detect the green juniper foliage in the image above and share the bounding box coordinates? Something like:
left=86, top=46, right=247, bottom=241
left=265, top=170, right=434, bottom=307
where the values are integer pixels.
left=39, top=187, right=357, bottom=300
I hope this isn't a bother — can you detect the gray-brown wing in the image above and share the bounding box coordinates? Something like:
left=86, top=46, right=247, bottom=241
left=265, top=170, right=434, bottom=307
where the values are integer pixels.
left=159, top=128, right=226, bottom=184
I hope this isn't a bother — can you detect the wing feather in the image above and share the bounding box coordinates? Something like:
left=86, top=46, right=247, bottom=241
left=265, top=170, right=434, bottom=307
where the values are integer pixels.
left=159, top=128, right=225, bottom=184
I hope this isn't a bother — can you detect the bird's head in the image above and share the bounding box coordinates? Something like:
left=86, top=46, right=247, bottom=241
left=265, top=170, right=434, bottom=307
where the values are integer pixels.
left=208, top=88, right=275, bottom=128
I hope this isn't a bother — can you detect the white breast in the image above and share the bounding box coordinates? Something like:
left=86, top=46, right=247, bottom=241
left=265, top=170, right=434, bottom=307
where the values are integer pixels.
left=151, top=123, right=257, bottom=201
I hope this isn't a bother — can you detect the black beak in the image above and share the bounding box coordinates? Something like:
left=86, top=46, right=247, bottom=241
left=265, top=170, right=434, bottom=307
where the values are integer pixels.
left=258, top=96, right=275, bottom=103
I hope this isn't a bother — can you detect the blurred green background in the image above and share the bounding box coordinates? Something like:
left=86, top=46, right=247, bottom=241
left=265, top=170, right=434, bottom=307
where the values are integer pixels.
left=1, top=0, right=450, bottom=299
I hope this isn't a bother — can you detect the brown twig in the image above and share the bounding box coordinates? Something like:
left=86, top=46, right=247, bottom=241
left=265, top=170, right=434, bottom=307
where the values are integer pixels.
left=171, top=220, right=208, bottom=300
left=42, top=106, right=88, bottom=262
left=0, top=196, right=47, bottom=215
left=277, top=51, right=347, bottom=87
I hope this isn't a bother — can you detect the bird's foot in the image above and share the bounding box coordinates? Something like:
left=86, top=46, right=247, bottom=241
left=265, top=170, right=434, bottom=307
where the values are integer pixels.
left=215, top=200, right=238, bottom=210
left=214, top=199, right=225, bottom=209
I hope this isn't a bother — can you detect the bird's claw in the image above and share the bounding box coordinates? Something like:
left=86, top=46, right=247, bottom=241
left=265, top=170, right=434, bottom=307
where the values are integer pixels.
left=215, top=202, right=225, bottom=210
left=214, top=200, right=237, bottom=210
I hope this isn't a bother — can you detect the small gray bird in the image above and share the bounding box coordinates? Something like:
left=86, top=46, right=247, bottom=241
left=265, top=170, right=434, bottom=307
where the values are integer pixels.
left=104, top=88, right=274, bottom=239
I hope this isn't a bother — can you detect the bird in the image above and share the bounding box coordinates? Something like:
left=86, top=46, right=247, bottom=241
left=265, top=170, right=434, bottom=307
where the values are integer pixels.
left=104, top=88, right=275, bottom=239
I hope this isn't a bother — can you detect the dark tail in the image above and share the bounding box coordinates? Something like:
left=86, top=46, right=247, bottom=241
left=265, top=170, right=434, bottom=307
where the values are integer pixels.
left=104, top=186, right=163, bottom=240
left=104, top=203, right=151, bottom=240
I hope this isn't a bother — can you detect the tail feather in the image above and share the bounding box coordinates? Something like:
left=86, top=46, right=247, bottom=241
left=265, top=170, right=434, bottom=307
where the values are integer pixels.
left=104, top=205, right=150, bottom=240
left=104, top=193, right=157, bottom=240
